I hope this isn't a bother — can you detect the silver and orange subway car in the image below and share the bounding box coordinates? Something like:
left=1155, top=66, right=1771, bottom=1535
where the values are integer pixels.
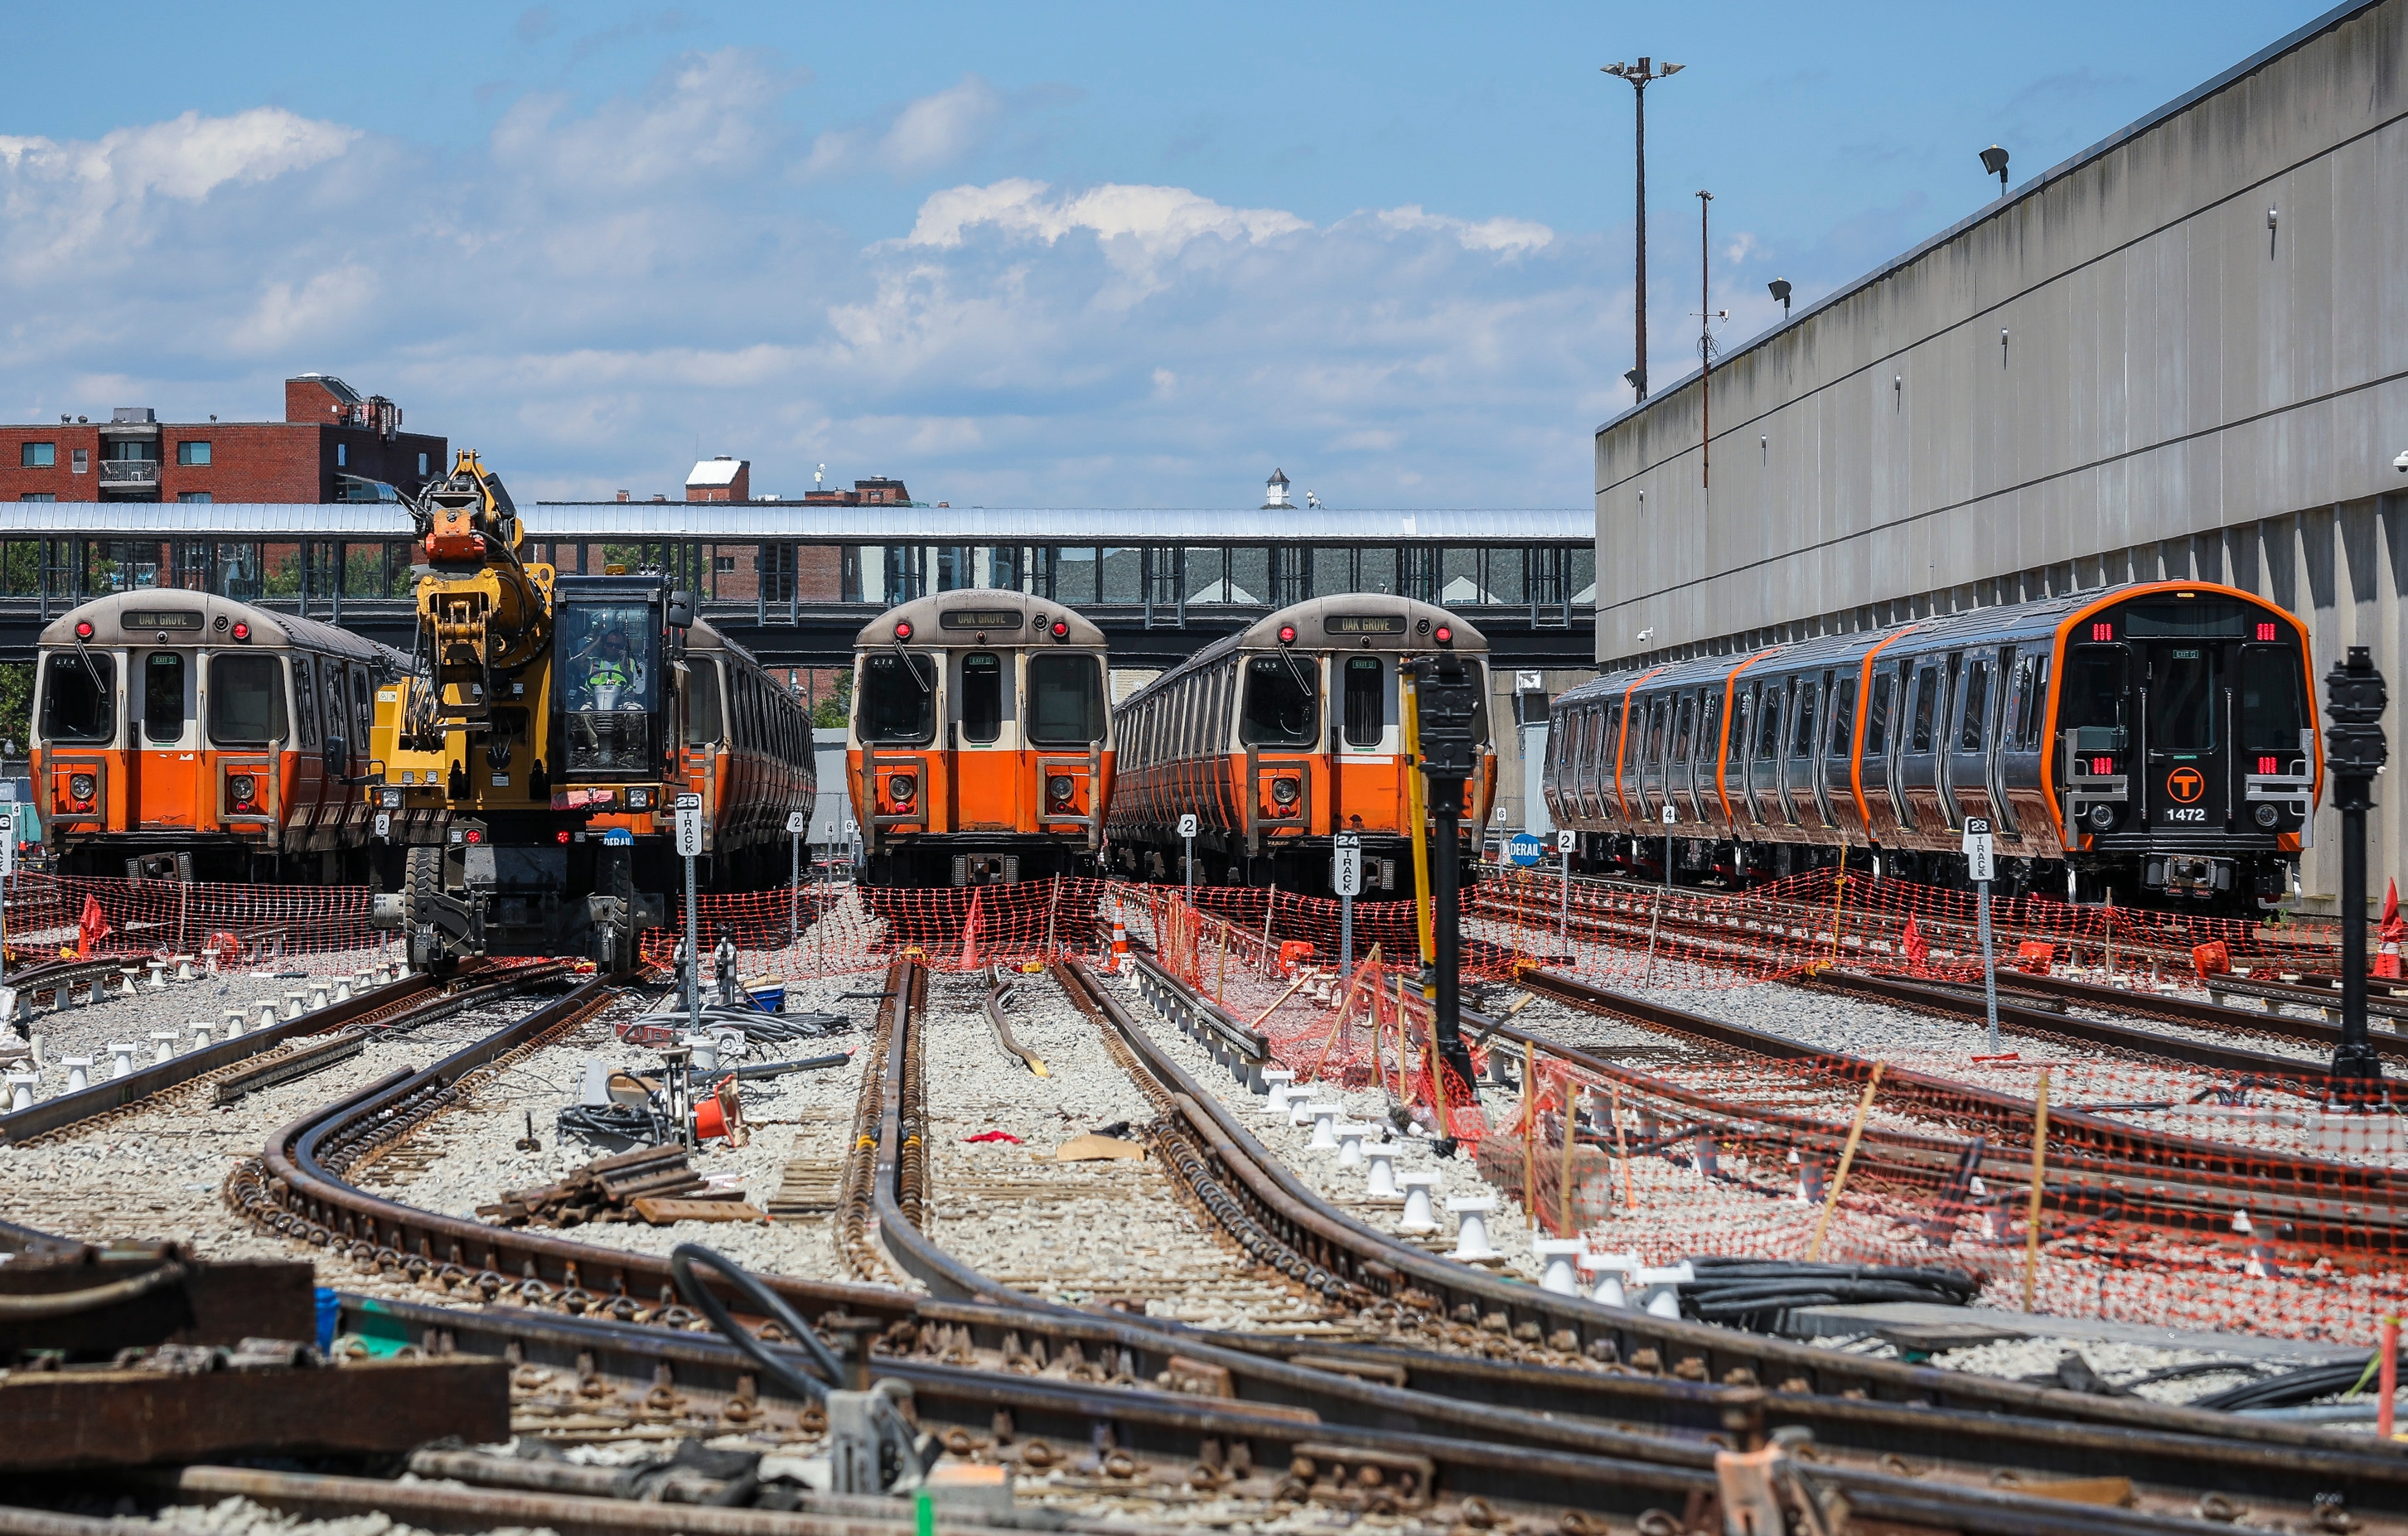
left=31, top=591, right=410, bottom=882
left=1109, top=596, right=1497, bottom=896
left=847, top=590, right=1112, bottom=887
left=1543, top=582, right=2319, bottom=910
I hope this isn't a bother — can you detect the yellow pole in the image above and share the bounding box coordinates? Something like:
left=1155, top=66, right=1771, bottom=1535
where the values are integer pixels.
left=1807, top=1062, right=1885, bottom=1262
left=2023, top=1070, right=2051, bottom=1311
left=1400, top=668, right=1434, bottom=966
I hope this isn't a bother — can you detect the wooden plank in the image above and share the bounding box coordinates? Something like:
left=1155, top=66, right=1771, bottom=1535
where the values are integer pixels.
left=629, top=1197, right=766, bottom=1224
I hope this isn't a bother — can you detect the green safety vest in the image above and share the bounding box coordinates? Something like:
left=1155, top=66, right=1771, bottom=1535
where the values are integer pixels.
left=591, top=658, right=632, bottom=690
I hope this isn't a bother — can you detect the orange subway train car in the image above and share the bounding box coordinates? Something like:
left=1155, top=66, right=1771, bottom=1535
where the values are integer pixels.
left=1107, top=596, right=1498, bottom=896
left=1542, top=581, right=2321, bottom=910
left=33, top=592, right=409, bottom=882
left=848, top=590, right=1112, bottom=886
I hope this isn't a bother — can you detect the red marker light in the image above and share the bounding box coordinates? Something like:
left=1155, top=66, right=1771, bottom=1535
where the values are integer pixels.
left=464, top=828, right=483, bottom=844
left=2256, top=621, right=2279, bottom=641
left=1434, top=625, right=1453, bottom=645
left=1277, top=625, right=1297, bottom=645
left=2090, top=621, right=2113, bottom=642
left=894, top=620, right=913, bottom=641
left=555, top=829, right=572, bottom=843
left=2092, top=756, right=2114, bottom=775
left=73, top=621, right=93, bottom=640
left=230, top=621, right=250, bottom=641
left=1051, top=620, right=1068, bottom=639
left=2258, top=756, right=2279, bottom=775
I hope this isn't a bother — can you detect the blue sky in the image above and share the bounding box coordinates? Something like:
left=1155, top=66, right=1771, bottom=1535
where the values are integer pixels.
left=0, top=1, right=2342, bottom=507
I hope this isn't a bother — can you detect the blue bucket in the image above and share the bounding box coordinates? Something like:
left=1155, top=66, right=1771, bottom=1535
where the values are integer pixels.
left=748, top=977, right=785, bottom=1014
left=314, top=1287, right=340, bottom=1350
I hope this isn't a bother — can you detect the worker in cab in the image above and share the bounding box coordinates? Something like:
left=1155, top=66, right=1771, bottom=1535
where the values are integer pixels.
left=581, top=628, right=641, bottom=708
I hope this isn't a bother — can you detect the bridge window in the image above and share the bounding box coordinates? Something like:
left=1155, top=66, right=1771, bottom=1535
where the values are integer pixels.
left=1226, top=548, right=1269, bottom=606
left=1051, top=547, right=1100, bottom=606
left=143, top=652, right=186, bottom=744
left=684, top=662, right=723, bottom=746
left=1486, top=548, right=1526, bottom=605
left=1029, top=653, right=1105, bottom=746
left=1441, top=548, right=1482, bottom=606
left=208, top=654, right=284, bottom=747
left=961, top=653, right=1003, bottom=744
left=1358, top=548, right=1398, bottom=595
left=41, top=651, right=115, bottom=744
left=1343, top=657, right=1382, bottom=748
left=1241, top=654, right=1318, bottom=748
left=1100, top=548, right=1141, bottom=603
left=1313, top=548, right=1351, bottom=597
left=857, top=652, right=936, bottom=744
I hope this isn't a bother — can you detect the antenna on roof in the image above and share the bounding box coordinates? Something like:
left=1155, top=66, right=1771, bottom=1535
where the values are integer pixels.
left=1306, top=489, right=1322, bottom=510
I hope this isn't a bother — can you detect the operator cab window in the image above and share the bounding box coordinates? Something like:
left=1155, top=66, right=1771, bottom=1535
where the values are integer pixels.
left=2061, top=645, right=2130, bottom=737
left=2239, top=646, right=2306, bottom=755
left=961, top=652, right=1003, bottom=744
left=858, top=652, right=937, bottom=744
left=209, top=654, right=285, bottom=746
left=684, top=661, right=723, bottom=746
left=1240, top=654, right=1318, bottom=747
left=1028, top=652, right=1105, bottom=746
left=40, top=652, right=114, bottom=744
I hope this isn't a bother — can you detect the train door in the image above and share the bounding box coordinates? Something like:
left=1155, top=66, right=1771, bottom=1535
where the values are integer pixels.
left=1669, top=690, right=1701, bottom=825
left=1694, top=686, right=1726, bottom=832
left=133, top=649, right=200, bottom=828
left=1334, top=654, right=1391, bottom=836
left=1592, top=700, right=1620, bottom=827
left=1724, top=684, right=1756, bottom=834
left=1945, top=646, right=2003, bottom=834
left=1896, top=656, right=1951, bottom=846
left=1997, top=647, right=2057, bottom=851
left=1859, top=661, right=1908, bottom=842
left=1821, top=669, right=1864, bottom=842
left=2140, top=637, right=2225, bottom=833
left=1749, top=678, right=1788, bottom=828
left=954, top=651, right=1016, bottom=831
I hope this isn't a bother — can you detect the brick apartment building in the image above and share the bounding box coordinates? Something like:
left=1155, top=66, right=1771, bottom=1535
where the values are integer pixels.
left=1, top=374, right=447, bottom=505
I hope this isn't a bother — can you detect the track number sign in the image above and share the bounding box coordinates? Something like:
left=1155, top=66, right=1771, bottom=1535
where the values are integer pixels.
left=1961, top=816, right=1996, bottom=883
left=1556, top=830, right=1577, bottom=854
left=676, top=795, right=704, bottom=858
left=1332, top=831, right=1362, bottom=898
left=1177, top=813, right=1199, bottom=839
left=786, top=810, right=809, bottom=835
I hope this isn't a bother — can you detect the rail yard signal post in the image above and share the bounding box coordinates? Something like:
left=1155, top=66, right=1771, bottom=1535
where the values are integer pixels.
left=677, top=794, right=704, bottom=1037
left=787, top=809, right=808, bottom=945
left=1557, top=829, right=1575, bottom=955
left=1410, top=650, right=1482, bottom=1093
left=1178, top=813, right=1199, bottom=902
left=1333, top=831, right=1362, bottom=975
left=1964, top=817, right=2000, bottom=1054
left=2326, top=646, right=2389, bottom=1103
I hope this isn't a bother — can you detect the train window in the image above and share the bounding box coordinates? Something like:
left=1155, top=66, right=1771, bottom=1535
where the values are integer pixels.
left=2002, top=656, right=2037, bottom=752
left=858, top=653, right=936, bottom=744
left=1957, top=660, right=1990, bottom=752
left=2151, top=645, right=2217, bottom=751
left=961, top=654, right=1004, bottom=744
left=1864, top=669, right=1893, bottom=756
left=1826, top=676, right=1857, bottom=759
left=1756, top=684, right=1782, bottom=762
left=2060, top=645, right=2129, bottom=732
left=1728, top=687, right=1752, bottom=767
left=1790, top=681, right=1818, bottom=760
left=1240, top=654, right=1318, bottom=748
left=1671, top=694, right=1695, bottom=768
left=1642, top=697, right=1666, bottom=768
left=684, top=662, right=723, bottom=746
left=1030, top=652, right=1106, bottom=746
left=1908, top=665, right=1940, bottom=753
left=293, top=656, right=317, bottom=747
left=1698, top=691, right=1722, bottom=769
left=2020, top=657, right=2049, bottom=751
left=143, top=653, right=186, bottom=744
left=351, top=668, right=373, bottom=742
left=2239, top=646, right=2306, bottom=750
left=40, top=652, right=115, bottom=744
left=207, top=654, right=285, bottom=746
left=1343, top=657, right=1382, bottom=748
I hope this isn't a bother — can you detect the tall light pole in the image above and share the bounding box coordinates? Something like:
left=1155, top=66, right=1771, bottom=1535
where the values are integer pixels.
left=1697, top=188, right=1716, bottom=488
left=1603, top=58, right=1684, bottom=403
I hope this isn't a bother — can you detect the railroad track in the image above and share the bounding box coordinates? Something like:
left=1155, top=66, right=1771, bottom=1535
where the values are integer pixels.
left=178, top=943, right=2408, bottom=1524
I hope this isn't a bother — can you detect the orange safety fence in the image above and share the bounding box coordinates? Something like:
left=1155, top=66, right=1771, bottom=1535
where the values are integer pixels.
left=1, top=871, right=387, bottom=965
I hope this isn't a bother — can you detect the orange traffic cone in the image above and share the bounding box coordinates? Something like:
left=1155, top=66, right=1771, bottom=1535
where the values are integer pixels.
left=2378, top=879, right=2403, bottom=979
left=1110, top=902, right=1131, bottom=974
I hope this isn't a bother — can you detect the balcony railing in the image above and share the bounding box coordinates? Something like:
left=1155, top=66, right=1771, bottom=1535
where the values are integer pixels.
left=98, top=461, right=160, bottom=488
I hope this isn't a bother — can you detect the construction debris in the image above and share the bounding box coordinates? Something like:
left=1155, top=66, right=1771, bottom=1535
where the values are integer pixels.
left=477, top=1144, right=749, bottom=1229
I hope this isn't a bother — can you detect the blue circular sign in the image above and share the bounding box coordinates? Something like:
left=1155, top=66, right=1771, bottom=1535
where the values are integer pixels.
left=1506, top=832, right=1545, bottom=867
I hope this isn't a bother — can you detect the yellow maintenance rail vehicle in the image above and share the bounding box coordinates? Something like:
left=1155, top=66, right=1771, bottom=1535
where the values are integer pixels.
left=369, top=451, right=687, bottom=971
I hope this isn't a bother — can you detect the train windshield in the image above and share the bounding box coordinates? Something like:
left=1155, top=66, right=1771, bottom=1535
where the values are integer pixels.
left=2239, top=647, right=2307, bottom=751
left=2150, top=646, right=2217, bottom=751
left=143, top=653, right=186, bottom=744
left=1241, top=655, right=1318, bottom=747
left=1343, top=657, right=1382, bottom=747
left=2061, top=645, right=2129, bottom=734
left=209, top=654, right=286, bottom=746
left=1028, top=653, right=1105, bottom=746
left=558, top=601, right=662, bottom=775
left=40, top=652, right=114, bottom=744
left=961, top=653, right=1004, bottom=743
left=858, top=653, right=936, bottom=743
left=683, top=661, right=723, bottom=746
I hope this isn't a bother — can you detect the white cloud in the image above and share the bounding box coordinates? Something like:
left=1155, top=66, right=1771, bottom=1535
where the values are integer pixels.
left=235, top=264, right=378, bottom=355
left=804, top=75, right=1008, bottom=180
left=905, top=179, right=1310, bottom=256
left=490, top=48, right=785, bottom=191
left=0, top=108, right=357, bottom=276
left=1376, top=205, right=1554, bottom=255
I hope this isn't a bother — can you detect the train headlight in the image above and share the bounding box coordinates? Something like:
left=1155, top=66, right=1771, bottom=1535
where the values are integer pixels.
left=2254, top=802, right=2282, bottom=828
left=1047, top=774, right=1075, bottom=801
left=2084, top=803, right=2117, bottom=832
left=69, top=773, right=95, bottom=803
left=1270, top=776, right=1300, bottom=808
left=226, top=775, right=254, bottom=806
left=626, top=788, right=650, bottom=809
left=378, top=786, right=404, bottom=809
left=889, top=774, right=917, bottom=804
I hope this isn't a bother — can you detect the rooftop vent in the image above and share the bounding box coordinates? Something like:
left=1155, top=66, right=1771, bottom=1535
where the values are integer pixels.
left=111, top=407, right=157, bottom=424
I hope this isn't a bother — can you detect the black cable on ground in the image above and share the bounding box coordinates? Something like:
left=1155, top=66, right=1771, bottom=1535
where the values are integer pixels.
left=2190, top=1355, right=2387, bottom=1413
left=669, top=1243, right=844, bottom=1403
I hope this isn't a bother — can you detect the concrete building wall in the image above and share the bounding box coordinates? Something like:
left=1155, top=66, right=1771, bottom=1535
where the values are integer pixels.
left=1592, top=0, right=2408, bottom=906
